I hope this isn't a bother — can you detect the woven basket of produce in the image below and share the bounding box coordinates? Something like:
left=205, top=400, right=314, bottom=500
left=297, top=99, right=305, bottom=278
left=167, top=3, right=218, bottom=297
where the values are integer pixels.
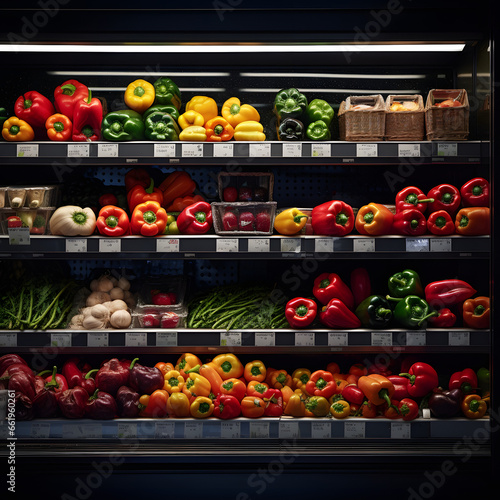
left=425, top=89, right=469, bottom=141
left=385, top=94, right=425, bottom=141
left=338, top=94, right=385, bottom=141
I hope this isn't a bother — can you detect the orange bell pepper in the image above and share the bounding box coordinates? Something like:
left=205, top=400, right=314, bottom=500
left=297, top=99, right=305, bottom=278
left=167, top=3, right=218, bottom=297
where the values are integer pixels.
left=166, top=392, right=190, bottom=417
left=211, top=353, right=244, bottom=380
left=155, top=362, right=174, bottom=377
left=355, top=202, right=394, bottom=235
left=199, top=362, right=223, bottom=395
left=130, top=200, right=168, bottom=236
left=220, top=377, right=247, bottom=401
left=175, top=353, right=202, bottom=380
left=45, top=113, right=72, bottom=141
left=190, top=395, right=214, bottom=418
left=165, top=194, right=205, bottom=213
left=246, top=380, right=269, bottom=398
left=281, top=385, right=294, bottom=404
left=330, top=399, right=350, bottom=419
left=349, top=363, right=368, bottom=378
left=163, top=369, right=185, bottom=394
left=461, top=394, right=487, bottom=419
left=240, top=396, right=266, bottom=418
left=182, top=372, right=212, bottom=401
left=455, top=207, right=490, bottom=235
left=270, top=369, right=292, bottom=389
left=139, top=389, right=169, bottom=418
left=2, top=116, right=34, bottom=141
left=265, top=368, right=278, bottom=386
left=205, top=116, right=234, bottom=142
left=244, top=360, right=267, bottom=383
left=358, top=374, right=398, bottom=412
left=462, top=296, right=490, bottom=329
left=284, top=392, right=306, bottom=417
left=159, top=171, right=197, bottom=209
left=326, top=362, right=341, bottom=375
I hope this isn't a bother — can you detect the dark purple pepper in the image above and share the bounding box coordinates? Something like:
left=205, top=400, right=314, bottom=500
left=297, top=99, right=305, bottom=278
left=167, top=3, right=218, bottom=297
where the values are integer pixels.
left=95, top=358, right=130, bottom=396
left=116, top=386, right=142, bottom=418
left=128, top=358, right=164, bottom=395
left=58, top=386, right=88, bottom=419
left=428, top=387, right=462, bottom=418
left=86, top=389, right=117, bottom=420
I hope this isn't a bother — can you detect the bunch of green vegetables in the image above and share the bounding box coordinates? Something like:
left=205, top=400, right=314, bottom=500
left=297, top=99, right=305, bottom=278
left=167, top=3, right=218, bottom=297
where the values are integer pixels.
left=187, top=284, right=288, bottom=330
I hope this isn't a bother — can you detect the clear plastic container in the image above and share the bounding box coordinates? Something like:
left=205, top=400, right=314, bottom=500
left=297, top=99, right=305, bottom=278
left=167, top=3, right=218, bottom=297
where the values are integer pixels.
left=0, top=207, right=55, bottom=235
left=134, top=276, right=187, bottom=312
left=7, top=187, right=26, bottom=208
left=26, top=187, right=46, bottom=208
left=133, top=307, right=187, bottom=329
left=0, top=188, right=6, bottom=209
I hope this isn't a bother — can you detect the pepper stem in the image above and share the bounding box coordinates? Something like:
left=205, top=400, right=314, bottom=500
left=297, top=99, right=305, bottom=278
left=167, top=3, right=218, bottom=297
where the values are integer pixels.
left=379, top=388, right=399, bottom=413
left=386, top=295, right=403, bottom=302
left=129, top=358, right=139, bottom=370
left=85, top=369, right=98, bottom=380
left=44, top=366, right=60, bottom=390
left=185, top=364, right=200, bottom=374
left=417, top=311, right=439, bottom=327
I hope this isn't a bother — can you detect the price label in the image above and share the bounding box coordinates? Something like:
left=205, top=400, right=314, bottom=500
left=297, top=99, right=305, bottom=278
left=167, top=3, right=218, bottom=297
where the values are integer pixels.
left=87, top=332, right=109, bottom=347
left=155, top=422, right=175, bottom=438
left=295, top=332, right=315, bottom=346
left=311, top=143, right=331, bottom=157
left=63, top=424, right=85, bottom=439
left=311, top=421, right=331, bottom=439
left=83, top=424, right=102, bottom=439
left=157, top=238, right=180, bottom=253
left=422, top=408, right=431, bottom=419
left=67, top=144, right=90, bottom=157
left=344, top=421, right=365, bottom=439
left=371, top=332, right=392, bottom=346
left=255, top=332, right=275, bottom=346
left=98, top=143, right=118, bottom=157
left=315, top=238, right=334, bottom=253
left=50, top=333, right=72, bottom=347
left=216, top=238, right=239, bottom=253
left=281, top=238, right=301, bottom=253
left=220, top=331, right=242, bottom=346
left=184, top=422, right=203, bottom=439
left=391, top=422, right=411, bottom=439
left=398, top=144, right=421, bottom=157
left=356, top=144, right=377, bottom=157
left=66, top=239, right=88, bottom=253
left=449, top=331, right=470, bottom=346
left=437, top=143, right=458, bottom=156
left=182, top=143, right=203, bottom=157
left=250, top=422, right=269, bottom=438
left=328, top=331, right=348, bottom=346
left=247, top=238, right=270, bottom=252
left=0, top=333, right=17, bottom=347
left=117, top=423, right=137, bottom=439
left=17, top=144, right=38, bottom=157
left=406, top=331, right=426, bottom=346
left=99, top=238, right=121, bottom=253
left=31, top=422, right=51, bottom=438
left=126, top=332, right=147, bottom=346
left=279, top=421, right=300, bottom=439
left=406, top=238, right=429, bottom=252
left=213, top=143, right=234, bottom=157
left=353, top=238, right=375, bottom=252
left=154, top=143, right=176, bottom=157
left=221, top=422, right=241, bottom=439
left=8, top=227, right=30, bottom=246
left=249, top=143, right=271, bottom=157
left=430, top=238, right=452, bottom=252
left=156, top=331, right=177, bottom=347
left=282, top=143, right=302, bottom=157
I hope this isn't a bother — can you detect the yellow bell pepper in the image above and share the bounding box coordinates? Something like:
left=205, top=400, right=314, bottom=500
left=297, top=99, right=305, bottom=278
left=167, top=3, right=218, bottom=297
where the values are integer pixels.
left=179, top=125, right=207, bottom=142
left=166, top=392, right=190, bottom=417
left=182, top=372, right=212, bottom=400
left=221, top=97, right=260, bottom=127
left=234, top=121, right=266, bottom=141
left=244, top=360, right=267, bottom=383
left=284, top=393, right=306, bottom=417
left=124, top=79, right=155, bottom=114
left=211, top=353, right=244, bottom=380
left=2, top=116, right=34, bottom=142
left=185, top=96, right=218, bottom=123
left=274, top=208, right=308, bottom=235
left=178, top=109, right=205, bottom=129
left=292, top=368, right=312, bottom=394
left=190, top=396, right=214, bottom=418
left=163, top=369, right=185, bottom=394
left=305, top=396, right=330, bottom=417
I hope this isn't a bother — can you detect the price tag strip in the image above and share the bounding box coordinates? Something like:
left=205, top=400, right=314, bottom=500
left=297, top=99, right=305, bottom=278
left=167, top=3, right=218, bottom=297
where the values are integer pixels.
left=216, top=238, right=239, bottom=253
left=449, top=331, right=470, bottom=346
left=220, top=331, right=242, bottom=346
left=281, top=238, right=301, bottom=253
left=50, top=333, right=72, bottom=347
left=221, top=421, right=241, bottom=439
left=213, top=143, right=234, bottom=157
left=87, top=332, right=109, bottom=347
left=99, top=238, right=121, bottom=253
left=154, top=143, right=176, bottom=157
left=247, top=238, right=270, bottom=252
left=125, top=332, right=148, bottom=347
left=328, top=331, right=348, bottom=346
left=295, top=332, right=315, bottom=346
left=356, top=144, right=377, bottom=157
left=391, top=422, right=411, bottom=439
left=371, top=331, right=392, bottom=346
left=156, top=331, right=178, bottom=346
left=8, top=227, right=30, bottom=246
left=254, top=332, right=275, bottom=346
left=0, top=333, right=17, bottom=347
left=406, top=331, right=426, bottom=346
left=279, top=421, right=300, bottom=439
left=66, top=238, right=88, bottom=253
left=17, top=144, right=39, bottom=157
left=250, top=421, right=270, bottom=438
left=249, top=143, right=271, bottom=157
left=67, top=144, right=90, bottom=157
left=98, top=143, right=119, bottom=157
left=157, top=238, right=180, bottom=253
left=282, top=143, right=302, bottom=157
left=155, top=421, right=176, bottom=438
left=311, top=143, right=331, bottom=157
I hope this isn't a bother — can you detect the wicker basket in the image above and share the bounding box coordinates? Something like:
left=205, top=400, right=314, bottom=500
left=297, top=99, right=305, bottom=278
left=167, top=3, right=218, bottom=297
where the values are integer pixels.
left=338, top=95, right=385, bottom=141
left=425, top=89, right=469, bottom=141
left=212, top=201, right=277, bottom=236
left=385, top=95, right=425, bottom=141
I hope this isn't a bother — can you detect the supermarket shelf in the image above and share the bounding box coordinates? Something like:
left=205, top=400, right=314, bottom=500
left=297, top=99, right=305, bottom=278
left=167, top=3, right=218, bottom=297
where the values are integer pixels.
left=0, top=140, right=487, bottom=165
left=0, top=234, right=490, bottom=259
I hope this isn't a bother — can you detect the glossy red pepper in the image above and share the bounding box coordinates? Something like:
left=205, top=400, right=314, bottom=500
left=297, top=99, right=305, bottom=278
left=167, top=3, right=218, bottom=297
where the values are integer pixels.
left=398, top=398, right=419, bottom=421
left=0, top=355, right=27, bottom=376
left=341, top=384, right=365, bottom=405
left=72, top=89, right=103, bottom=141
left=85, top=389, right=117, bottom=420
left=96, top=205, right=130, bottom=237
left=125, top=168, right=151, bottom=192
left=319, top=298, right=361, bottom=329
left=449, top=368, right=478, bottom=395
left=426, top=210, right=455, bottom=235
left=57, top=386, right=89, bottom=419
left=427, top=184, right=461, bottom=214
left=313, top=272, right=354, bottom=309
left=0, top=362, right=33, bottom=379
left=424, top=279, right=476, bottom=308
left=428, top=308, right=457, bottom=328
left=350, top=267, right=371, bottom=308
left=95, top=358, right=130, bottom=397
left=14, top=90, right=55, bottom=129
left=399, top=362, right=438, bottom=398
left=262, top=388, right=283, bottom=417
left=127, top=178, right=164, bottom=213
left=8, top=371, right=36, bottom=401
left=54, top=80, right=89, bottom=119
left=460, top=177, right=490, bottom=207
left=61, top=358, right=85, bottom=389
left=177, top=201, right=213, bottom=235
left=41, top=366, right=69, bottom=398
left=393, top=208, right=427, bottom=236
left=285, top=297, right=317, bottom=328
left=305, top=370, right=337, bottom=399
left=395, top=186, right=434, bottom=214
left=387, top=375, right=411, bottom=400
left=213, top=394, right=241, bottom=419
left=311, top=200, right=354, bottom=236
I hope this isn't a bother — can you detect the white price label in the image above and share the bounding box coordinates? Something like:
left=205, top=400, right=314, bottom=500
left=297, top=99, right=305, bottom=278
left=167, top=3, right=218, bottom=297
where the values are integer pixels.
left=63, top=424, right=85, bottom=439
left=117, top=423, right=137, bottom=439
left=156, top=331, right=178, bottom=346
left=67, top=144, right=90, bottom=157
left=247, top=238, right=270, bottom=252
left=295, top=332, right=315, bottom=346
left=353, top=238, right=375, bottom=252
left=184, top=422, right=203, bottom=439
left=155, top=422, right=176, bottom=438
left=328, top=331, right=348, bottom=346
left=250, top=422, right=269, bottom=438
left=249, top=143, right=271, bottom=157
left=83, top=424, right=102, bottom=439
left=216, top=238, right=239, bottom=253
left=0, top=333, right=17, bottom=347
left=157, top=238, right=180, bottom=253
left=391, top=422, right=411, bottom=439
left=221, top=422, right=241, bottom=439
left=8, top=227, right=30, bottom=246
left=398, top=144, right=421, bottom=157
left=281, top=238, right=301, bottom=253
left=87, top=332, right=109, bottom=347
left=182, top=143, right=203, bottom=157
left=311, top=421, right=331, bottom=439
left=449, top=331, right=470, bottom=346
left=344, top=421, right=365, bottom=439
left=99, top=238, right=121, bottom=253
left=31, top=422, right=51, bottom=438
left=422, top=408, right=431, bottom=419
left=406, top=238, right=429, bottom=252
left=66, top=238, right=87, bottom=253
left=371, top=332, right=392, bottom=346
left=279, top=421, right=300, bottom=439
left=430, top=238, right=452, bottom=252
left=356, top=143, right=377, bottom=157
left=311, top=143, right=331, bottom=157
left=437, top=143, right=458, bottom=156
left=406, top=331, right=426, bottom=346
left=255, top=332, right=275, bottom=346
left=221, top=331, right=242, bottom=346
left=50, top=333, right=72, bottom=347
left=154, top=143, right=176, bottom=157
left=126, top=332, right=147, bottom=346
left=98, top=143, right=118, bottom=157
left=213, top=143, right=234, bottom=157
left=282, top=143, right=302, bottom=157
left=17, top=144, right=38, bottom=157
left=315, top=238, right=334, bottom=253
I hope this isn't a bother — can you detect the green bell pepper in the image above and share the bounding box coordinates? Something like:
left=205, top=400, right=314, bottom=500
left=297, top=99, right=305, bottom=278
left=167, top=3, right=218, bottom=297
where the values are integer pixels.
left=153, top=77, right=182, bottom=110
left=387, top=295, right=437, bottom=329
left=101, top=109, right=145, bottom=141
left=477, top=367, right=490, bottom=398
left=277, top=118, right=304, bottom=141
left=387, top=269, right=423, bottom=298
left=144, top=111, right=180, bottom=141
left=355, top=295, right=393, bottom=329
left=0, top=107, right=8, bottom=125
left=274, top=88, right=308, bottom=121
left=306, top=120, right=331, bottom=141
left=307, top=99, right=334, bottom=126
left=143, top=104, right=180, bottom=123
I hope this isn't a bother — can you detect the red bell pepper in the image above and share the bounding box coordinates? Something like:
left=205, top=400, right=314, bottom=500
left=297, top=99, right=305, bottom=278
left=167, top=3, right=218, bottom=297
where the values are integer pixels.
left=127, top=178, right=164, bottom=213
left=285, top=297, right=317, bottom=328
left=305, top=370, right=337, bottom=399
left=383, top=399, right=402, bottom=419
left=8, top=371, right=36, bottom=401
left=399, top=362, right=438, bottom=398
left=40, top=366, right=69, bottom=398
left=0, top=362, right=33, bottom=379
left=62, top=358, right=85, bottom=389
left=177, top=201, right=213, bottom=235
left=0, top=354, right=27, bottom=376
left=96, top=205, right=130, bottom=237
left=54, top=80, right=89, bottom=120
left=125, top=167, right=151, bottom=192
left=95, top=358, right=130, bottom=397
left=426, top=210, right=455, bottom=235
left=85, top=389, right=117, bottom=420
left=72, top=89, right=103, bottom=142
left=341, top=384, right=365, bottom=405
left=424, top=279, right=476, bottom=308
left=398, top=398, right=419, bottom=421
left=395, top=186, right=434, bottom=214
left=81, top=369, right=98, bottom=395
left=428, top=308, right=457, bottom=328
left=14, top=90, right=55, bottom=129
left=57, top=386, right=89, bottom=419
left=311, top=200, right=354, bottom=236
left=319, top=298, right=361, bottom=329
left=449, top=368, right=478, bottom=395
left=392, top=208, right=427, bottom=236
left=99, top=193, right=119, bottom=207
left=427, top=184, right=461, bottom=214
left=387, top=375, right=410, bottom=400
left=313, top=272, right=354, bottom=309
left=130, top=200, right=168, bottom=236
left=262, top=388, right=283, bottom=416
left=213, top=394, right=241, bottom=419
left=350, top=267, right=371, bottom=308
left=460, top=177, right=490, bottom=207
